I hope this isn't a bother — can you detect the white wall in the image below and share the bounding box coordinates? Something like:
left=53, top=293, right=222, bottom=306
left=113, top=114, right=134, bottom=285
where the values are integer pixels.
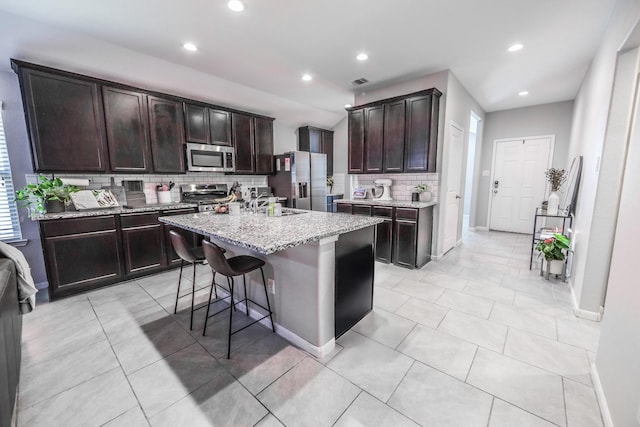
left=477, top=101, right=574, bottom=227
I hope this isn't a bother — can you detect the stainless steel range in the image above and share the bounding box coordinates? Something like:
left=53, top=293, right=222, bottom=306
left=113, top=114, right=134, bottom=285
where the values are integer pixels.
left=180, top=183, right=229, bottom=212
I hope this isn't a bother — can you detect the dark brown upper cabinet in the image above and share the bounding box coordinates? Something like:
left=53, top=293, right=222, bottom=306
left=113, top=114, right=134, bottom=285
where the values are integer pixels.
left=184, top=103, right=209, bottom=144
left=103, top=86, right=151, bottom=173
left=298, top=126, right=335, bottom=176
left=364, top=105, right=384, bottom=173
left=347, top=88, right=441, bottom=174
left=405, top=93, right=439, bottom=173
left=383, top=100, right=406, bottom=172
left=17, top=67, right=108, bottom=172
left=232, top=113, right=274, bottom=175
left=148, top=96, right=186, bottom=174
left=254, top=117, right=274, bottom=174
left=184, top=103, right=232, bottom=146
left=232, top=113, right=255, bottom=174
left=348, top=110, right=365, bottom=173
left=209, top=108, right=232, bottom=146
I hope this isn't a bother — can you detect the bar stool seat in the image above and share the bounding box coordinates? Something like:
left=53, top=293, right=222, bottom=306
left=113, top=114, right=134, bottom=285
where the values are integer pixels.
left=201, top=239, right=275, bottom=358
left=169, top=230, right=225, bottom=330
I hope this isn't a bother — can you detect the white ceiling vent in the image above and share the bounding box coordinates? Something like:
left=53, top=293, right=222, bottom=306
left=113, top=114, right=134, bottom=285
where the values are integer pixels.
left=350, top=78, right=369, bottom=86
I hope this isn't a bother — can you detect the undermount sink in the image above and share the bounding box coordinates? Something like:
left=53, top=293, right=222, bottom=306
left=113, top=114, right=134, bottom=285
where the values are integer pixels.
left=256, top=208, right=307, bottom=216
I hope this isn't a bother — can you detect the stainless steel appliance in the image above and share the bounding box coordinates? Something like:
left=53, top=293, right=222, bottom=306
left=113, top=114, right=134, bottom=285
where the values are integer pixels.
left=180, top=183, right=229, bottom=212
left=268, top=151, right=327, bottom=211
left=185, top=143, right=235, bottom=172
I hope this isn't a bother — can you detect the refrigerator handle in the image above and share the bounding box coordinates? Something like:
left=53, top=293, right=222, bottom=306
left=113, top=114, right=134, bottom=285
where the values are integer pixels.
left=298, top=182, right=308, bottom=198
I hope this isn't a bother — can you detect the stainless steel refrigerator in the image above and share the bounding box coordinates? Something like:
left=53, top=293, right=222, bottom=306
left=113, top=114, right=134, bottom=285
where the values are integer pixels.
left=268, top=151, right=327, bottom=211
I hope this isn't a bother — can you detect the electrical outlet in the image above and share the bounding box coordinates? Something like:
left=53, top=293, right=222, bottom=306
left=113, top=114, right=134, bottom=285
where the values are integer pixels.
left=267, top=278, right=275, bottom=295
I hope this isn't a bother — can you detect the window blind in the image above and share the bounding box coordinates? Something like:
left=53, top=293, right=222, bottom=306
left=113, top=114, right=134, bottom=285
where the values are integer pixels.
left=0, top=108, right=23, bottom=242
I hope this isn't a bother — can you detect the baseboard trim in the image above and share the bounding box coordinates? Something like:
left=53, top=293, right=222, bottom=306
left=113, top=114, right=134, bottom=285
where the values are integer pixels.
left=217, top=288, right=335, bottom=358
left=569, top=280, right=603, bottom=321
left=475, top=226, right=489, bottom=231
left=591, top=363, right=614, bottom=427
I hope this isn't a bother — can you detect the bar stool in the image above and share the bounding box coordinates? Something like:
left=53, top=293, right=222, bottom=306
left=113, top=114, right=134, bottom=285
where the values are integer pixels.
left=201, top=239, right=275, bottom=358
left=169, top=230, right=225, bottom=330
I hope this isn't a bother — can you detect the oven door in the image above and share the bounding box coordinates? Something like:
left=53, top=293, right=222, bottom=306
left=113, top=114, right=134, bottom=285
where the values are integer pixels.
left=186, top=144, right=234, bottom=172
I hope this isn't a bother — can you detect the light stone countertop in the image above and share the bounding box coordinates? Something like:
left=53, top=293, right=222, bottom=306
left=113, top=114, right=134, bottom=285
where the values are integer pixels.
left=33, top=203, right=198, bottom=220
left=159, top=209, right=383, bottom=254
left=335, top=199, right=438, bottom=208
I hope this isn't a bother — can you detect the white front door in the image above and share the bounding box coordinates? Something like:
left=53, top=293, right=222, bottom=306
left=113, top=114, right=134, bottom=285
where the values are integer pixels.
left=490, top=136, right=552, bottom=233
left=443, top=123, right=464, bottom=253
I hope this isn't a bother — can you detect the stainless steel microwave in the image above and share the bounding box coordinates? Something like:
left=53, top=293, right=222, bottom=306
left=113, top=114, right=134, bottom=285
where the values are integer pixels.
left=185, top=143, right=235, bottom=172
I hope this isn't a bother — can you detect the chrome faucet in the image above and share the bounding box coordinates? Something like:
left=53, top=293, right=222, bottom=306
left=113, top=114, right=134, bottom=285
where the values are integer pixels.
left=249, top=194, right=267, bottom=214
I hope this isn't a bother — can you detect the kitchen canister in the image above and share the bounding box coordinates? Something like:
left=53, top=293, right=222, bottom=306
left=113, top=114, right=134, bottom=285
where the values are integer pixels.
left=157, top=190, right=172, bottom=204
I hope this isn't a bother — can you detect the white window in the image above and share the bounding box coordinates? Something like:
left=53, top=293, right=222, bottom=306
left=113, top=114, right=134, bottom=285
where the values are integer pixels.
left=0, top=106, right=23, bottom=242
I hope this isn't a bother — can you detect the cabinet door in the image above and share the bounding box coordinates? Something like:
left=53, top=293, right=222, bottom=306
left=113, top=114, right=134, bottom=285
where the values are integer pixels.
left=375, top=219, right=393, bottom=263
left=393, top=219, right=418, bottom=268
left=364, top=105, right=384, bottom=173
left=103, top=87, right=151, bottom=173
left=254, top=117, right=274, bottom=174
left=42, top=219, right=123, bottom=300
left=404, top=94, right=434, bottom=172
left=184, top=103, right=210, bottom=144
left=322, top=130, right=334, bottom=176
left=384, top=100, right=406, bottom=172
left=232, top=113, right=255, bottom=174
left=121, top=213, right=166, bottom=274
left=19, top=68, right=108, bottom=172
left=348, top=110, right=365, bottom=173
left=209, top=108, right=232, bottom=146
left=148, top=96, right=186, bottom=173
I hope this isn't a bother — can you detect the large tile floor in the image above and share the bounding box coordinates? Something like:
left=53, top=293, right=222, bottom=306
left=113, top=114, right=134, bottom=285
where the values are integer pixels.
left=17, top=227, right=603, bottom=426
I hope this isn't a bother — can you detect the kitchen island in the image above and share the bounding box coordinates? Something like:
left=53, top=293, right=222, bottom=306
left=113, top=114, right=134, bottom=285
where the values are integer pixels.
left=159, top=209, right=383, bottom=357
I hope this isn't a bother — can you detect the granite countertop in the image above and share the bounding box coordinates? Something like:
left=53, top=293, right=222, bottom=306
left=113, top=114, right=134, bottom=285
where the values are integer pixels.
left=159, top=209, right=383, bottom=254
left=335, top=199, right=438, bottom=208
left=33, top=203, right=198, bottom=220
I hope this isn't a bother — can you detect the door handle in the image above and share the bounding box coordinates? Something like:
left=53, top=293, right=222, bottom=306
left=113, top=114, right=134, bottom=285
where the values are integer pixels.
left=455, top=195, right=461, bottom=199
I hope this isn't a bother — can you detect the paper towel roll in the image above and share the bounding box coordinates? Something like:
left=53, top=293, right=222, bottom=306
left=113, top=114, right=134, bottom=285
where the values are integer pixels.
left=60, top=178, right=90, bottom=186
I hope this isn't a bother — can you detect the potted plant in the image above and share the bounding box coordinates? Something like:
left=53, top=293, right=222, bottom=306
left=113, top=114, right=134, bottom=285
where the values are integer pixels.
left=326, top=176, right=334, bottom=194
left=535, top=233, right=570, bottom=275
left=413, top=184, right=431, bottom=202
left=15, top=176, right=79, bottom=215
left=544, top=168, right=567, bottom=215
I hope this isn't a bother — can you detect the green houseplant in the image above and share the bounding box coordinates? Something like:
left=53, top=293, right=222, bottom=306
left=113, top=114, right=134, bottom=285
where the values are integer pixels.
left=536, top=233, right=570, bottom=275
left=413, top=184, right=431, bottom=202
left=15, top=176, right=79, bottom=214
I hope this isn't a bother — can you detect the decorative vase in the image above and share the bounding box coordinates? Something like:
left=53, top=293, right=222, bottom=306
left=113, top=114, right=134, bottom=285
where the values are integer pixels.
left=419, top=191, right=432, bottom=202
left=45, top=199, right=65, bottom=213
left=547, top=191, right=560, bottom=215
left=546, top=259, right=564, bottom=275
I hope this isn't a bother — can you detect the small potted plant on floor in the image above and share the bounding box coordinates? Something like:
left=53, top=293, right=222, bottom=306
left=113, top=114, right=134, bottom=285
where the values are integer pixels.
left=413, top=184, right=431, bottom=202
left=535, top=233, right=570, bottom=275
left=15, top=175, right=79, bottom=215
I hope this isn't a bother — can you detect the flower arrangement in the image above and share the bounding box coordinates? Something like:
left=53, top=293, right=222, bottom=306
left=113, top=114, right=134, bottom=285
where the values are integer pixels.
left=535, top=233, right=570, bottom=261
left=326, top=176, right=334, bottom=193
left=413, top=184, right=430, bottom=193
left=545, top=168, right=567, bottom=192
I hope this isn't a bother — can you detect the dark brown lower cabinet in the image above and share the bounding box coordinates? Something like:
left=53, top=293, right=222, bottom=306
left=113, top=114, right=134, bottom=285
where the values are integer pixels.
left=41, top=216, right=123, bottom=300
left=335, top=203, right=433, bottom=269
left=373, top=206, right=393, bottom=263
left=120, top=213, right=166, bottom=275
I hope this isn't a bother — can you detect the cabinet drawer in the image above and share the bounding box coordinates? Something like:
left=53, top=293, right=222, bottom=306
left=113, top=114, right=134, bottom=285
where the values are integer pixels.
left=336, top=203, right=352, bottom=214
left=352, top=205, right=372, bottom=216
left=373, top=206, right=393, bottom=218
left=120, top=212, right=160, bottom=228
left=395, top=208, right=418, bottom=221
left=42, top=216, right=116, bottom=237
left=162, top=208, right=197, bottom=216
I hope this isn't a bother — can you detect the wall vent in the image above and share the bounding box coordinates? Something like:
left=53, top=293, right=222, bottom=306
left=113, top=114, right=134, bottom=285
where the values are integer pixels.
left=350, top=78, right=369, bottom=86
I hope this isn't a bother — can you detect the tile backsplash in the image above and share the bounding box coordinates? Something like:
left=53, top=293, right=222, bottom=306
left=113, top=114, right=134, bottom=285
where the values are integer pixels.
left=352, top=173, right=439, bottom=202
left=28, top=172, right=268, bottom=202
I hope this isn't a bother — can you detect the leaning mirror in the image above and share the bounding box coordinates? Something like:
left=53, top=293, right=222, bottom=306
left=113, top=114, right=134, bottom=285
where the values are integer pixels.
left=560, top=156, right=583, bottom=215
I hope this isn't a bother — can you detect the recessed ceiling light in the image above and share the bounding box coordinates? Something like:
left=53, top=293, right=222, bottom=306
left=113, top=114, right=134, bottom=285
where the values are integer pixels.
left=301, top=74, right=312, bottom=82
left=345, top=104, right=352, bottom=108
left=227, top=0, right=245, bottom=12
left=508, top=43, right=524, bottom=52
left=519, top=91, right=529, bottom=96
left=183, top=42, right=198, bottom=52
left=356, top=53, right=368, bottom=61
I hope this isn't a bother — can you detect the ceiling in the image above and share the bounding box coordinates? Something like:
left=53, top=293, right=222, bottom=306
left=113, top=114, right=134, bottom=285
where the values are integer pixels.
left=0, top=0, right=618, bottom=128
